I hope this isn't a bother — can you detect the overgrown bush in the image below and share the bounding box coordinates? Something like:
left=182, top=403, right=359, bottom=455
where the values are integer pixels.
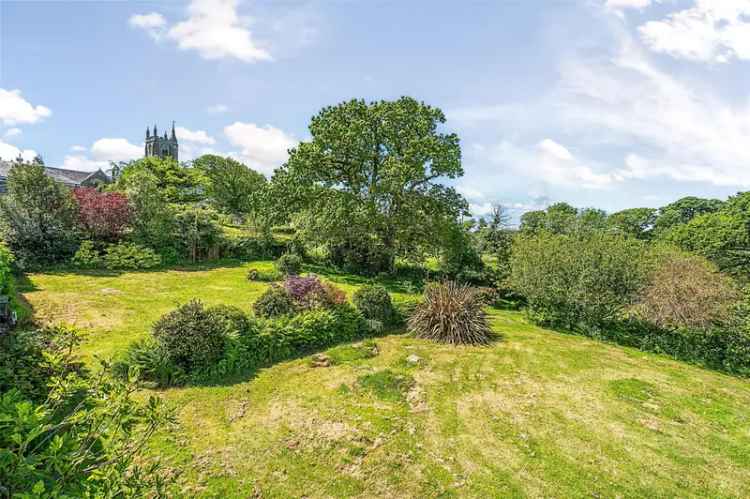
left=276, top=253, right=303, bottom=276
left=72, top=240, right=102, bottom=268
left=636, top=247, right=740, bottom=330
left=353, top=285, right=395, bottom=324
left=283, top=275, right=346, bottom=311
left=210, top=304, right=252, bottom=337
left=253, top=285, right=297, bottom=318
left=172, top=205, right=224, bottom=262
left=103, top=242, right=162, bottom=270
left=73, top=187, right=132, bottom=242
left=408, top=281, right=493, bottom=345
left=246, top=268, right=281, bottom=282
left=0, top=163, right=80, bottom=268
left=509, top=232, right=647, bottom=330
left=112, top=338, right=186, bottom=388
left=152, top=300, right=227, bottom=372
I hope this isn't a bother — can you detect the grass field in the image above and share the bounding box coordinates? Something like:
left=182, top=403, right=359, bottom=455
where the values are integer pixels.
left=19, top=263, right=750, bottom=497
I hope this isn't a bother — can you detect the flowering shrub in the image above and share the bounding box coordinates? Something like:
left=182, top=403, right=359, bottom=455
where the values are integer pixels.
left=73, top=188, right=132, bottom=242
left=284, top=275, right=346, bottom=311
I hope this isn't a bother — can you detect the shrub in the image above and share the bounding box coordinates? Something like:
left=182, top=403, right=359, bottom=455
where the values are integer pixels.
left=276, top=253, right=303, bottom=276
left=152, top=300, right=227, bottom=372
left=282, top=275, right=345, bottom=311
left=636, top=247, right=740, bottom=330
left=353, top=285, right=395, bottom=324
left=246, top=268, right=281, bottom=282
left=103, top=242, right=161, bottom=270
left=111, top=338, right=186, bottom=388
left=172, top=204, right=224, bottom=262
left=0, top=163, right=79, bottom=268
left=440, top=223, right=483, bottom=276
left=509, top=232, right=647, bottom=330
left=210, top=304, right=251, bottom=337
left=253, top=284, right=297, bottom=318
left=72, top=240, right=102, bottom=268
left=73, top=187, right=132, bottom=242
left=408, top=281, right=493, bottom=345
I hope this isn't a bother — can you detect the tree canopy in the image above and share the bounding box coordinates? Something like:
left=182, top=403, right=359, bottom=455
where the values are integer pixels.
left=270, top=97, right=467, bottom=272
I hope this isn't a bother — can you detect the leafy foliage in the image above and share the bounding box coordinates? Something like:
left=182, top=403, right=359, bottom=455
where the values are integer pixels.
left=509, top=232, right=647, bottom=330
left=352, top=285, right=395, bottom=324
left=152, top=300, right=227, bottom=372
left=408, top=281, right=493, bottom=345
left=270, top=97, right=468, bottom=273
left=637, top=247, right=739, bottom=330
left=653, top=196, right=724, bottom=235
left=0, top=163, right=79, bottom=267
left=608, top=207, right=657, bottom=240
left=72, top=241, right=161, bottom=270
left=116, top=156, right=204, bottom=203
left=253, top=284, right=297, bottom=318
left=283, top=275, right=345, bottom=311
left=275, top=253, right=303, bottom=276
left=194, top=154, right=266, bottom=220
left=73, top=187, right=132, bottom=242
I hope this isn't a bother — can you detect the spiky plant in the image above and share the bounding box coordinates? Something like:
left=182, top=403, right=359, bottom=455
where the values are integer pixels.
left=408, top=281, right=493, bottom=345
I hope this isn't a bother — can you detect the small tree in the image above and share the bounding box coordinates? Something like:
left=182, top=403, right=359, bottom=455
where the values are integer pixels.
left=509, top=232, right=647, bottom=330
left=637, top=247, right=740, bottom=330
left=0, top=163, right=79, bottom=267
left=194, top=154, right=267, bottom=226
left=73, top=187, right=132, bottom=242
left=118, top=169, right=176, bottom=256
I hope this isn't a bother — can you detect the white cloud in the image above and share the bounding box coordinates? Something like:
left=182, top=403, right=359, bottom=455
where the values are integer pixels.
left=61, top=155, right=109, bottom=172
left=3, top=128, right=21, bottom=140
left=132, top=0, right=272, bottom=63
left=606, top=0, right=652, bottom=11
left=638, top=0, right=750, bottom=62
left=70, top=145, right=86, bottom=152
left=224, top=121, right=297, bottom=174
left=207, top=104, right=229, bottom=113
left=129, top=12, right=167, bottom=40
left=175, top=126, right=216, bottom=145
left=90, top=138, right=142, bottom=162
left=0, top=89, right=51, bottom=125
left=537, top=138, right=574, bottom=161
left=0, top=139, right=37, bottom=163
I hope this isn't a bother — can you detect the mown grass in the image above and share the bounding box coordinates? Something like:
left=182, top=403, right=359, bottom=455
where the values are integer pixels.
left=19, top=263, right=750, bottom=497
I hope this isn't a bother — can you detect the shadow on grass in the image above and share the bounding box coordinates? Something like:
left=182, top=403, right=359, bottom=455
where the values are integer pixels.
left=305, top=263, right=425, bottom=295
left=25, top=258, right=249, bottom=278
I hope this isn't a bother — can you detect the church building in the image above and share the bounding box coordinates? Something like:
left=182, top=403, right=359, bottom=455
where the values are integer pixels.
left=145, top=122, right=179, bottom=162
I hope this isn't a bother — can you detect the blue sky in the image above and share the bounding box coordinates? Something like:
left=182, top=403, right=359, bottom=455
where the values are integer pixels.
left=1, top=0, right=750, bottom=219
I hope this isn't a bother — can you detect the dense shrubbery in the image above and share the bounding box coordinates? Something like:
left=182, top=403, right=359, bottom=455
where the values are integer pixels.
left=509, top=232, right=647, bottom=330
left=73, top=240, right=161, bottom=270
left=353, top=285, right=395, bottom=325
left=284, top=275, right=346, bottom=310
left=118, top=299, right=369, bottom=386
left=276, top=253, right=303, bottom=276
left=73, top=187, right=132, bottom=242
left=253, top=284, right=297, bottom=318
left=0, top=324, right=173, bottom=496
left=152, top=300, right=227, bottom=371
left=637, top=247, right=739, bottom=330
left=0, top=164, right=79, bottom=268
left=409, top=281, right=493, bottom=345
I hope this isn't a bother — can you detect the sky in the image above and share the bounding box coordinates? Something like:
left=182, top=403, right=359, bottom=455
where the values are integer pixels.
left=1, top=0, right=750, bottom=219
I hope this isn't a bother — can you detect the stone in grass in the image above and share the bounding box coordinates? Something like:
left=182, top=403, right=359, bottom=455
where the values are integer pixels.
left=311, top=353, right=332, bottom=368
left=405, top=354, right=422, bottom=366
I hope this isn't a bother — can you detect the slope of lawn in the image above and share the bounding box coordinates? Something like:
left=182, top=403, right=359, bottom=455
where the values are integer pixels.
left=18, top=263, right=750, bottom=497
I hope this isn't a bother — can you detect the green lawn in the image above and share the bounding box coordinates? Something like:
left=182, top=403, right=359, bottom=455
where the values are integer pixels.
left=19, top=263, right=750, bottom=497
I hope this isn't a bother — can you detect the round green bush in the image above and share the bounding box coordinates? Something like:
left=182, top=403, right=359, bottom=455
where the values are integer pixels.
left=253, top=285, right=297, bottom=318
left=352, top=285, right=394, bottom=324
left=275, top=253, right=303, bottom=276
left=209, top=304, right=251, bottom=337
left=152, top=300, right=226, bottom=372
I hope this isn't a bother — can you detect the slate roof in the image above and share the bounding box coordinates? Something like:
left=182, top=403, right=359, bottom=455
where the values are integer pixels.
left=0, top=160, right=110, bottom=187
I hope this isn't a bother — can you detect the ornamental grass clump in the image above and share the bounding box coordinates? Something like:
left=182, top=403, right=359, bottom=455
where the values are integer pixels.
left=408, top=281, right=493, bottom=345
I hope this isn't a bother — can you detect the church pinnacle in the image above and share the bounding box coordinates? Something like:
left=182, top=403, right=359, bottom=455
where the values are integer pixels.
left=144, top=121, right=179, bottom=162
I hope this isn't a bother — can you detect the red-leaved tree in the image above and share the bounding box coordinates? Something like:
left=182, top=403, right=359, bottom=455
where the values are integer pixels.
left=73, top=188, right=132, bottom=242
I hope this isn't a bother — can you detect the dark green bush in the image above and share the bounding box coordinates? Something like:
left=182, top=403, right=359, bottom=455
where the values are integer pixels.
left=353, top=285, right=395, bottom=324
left=408, top=281, right=493, bottom=345
left=103, top=242, right=161, bottom=270
left=223, top=236, right=286, bottom=260
left=112, top=338, right=186, bottom=387
left=275, top=253, right=303, bottom=276
left=253, top=285, right=297, bottom=318
left=152, top=300, right=227, bottom=372
left=509, top=232, right=647, bottom=331
left=210, top=304, right=252, bottom=337
left=393, top=297, right=423, bottom=325
left=246, top=268, right=281, bottom=282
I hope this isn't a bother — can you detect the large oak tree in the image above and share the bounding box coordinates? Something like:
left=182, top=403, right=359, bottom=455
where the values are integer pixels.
left=271, top=97, right=468, bottom=273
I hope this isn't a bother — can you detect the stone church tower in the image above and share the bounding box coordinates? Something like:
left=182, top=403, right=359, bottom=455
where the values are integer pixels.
left=145, top=121, right=179, bottom=161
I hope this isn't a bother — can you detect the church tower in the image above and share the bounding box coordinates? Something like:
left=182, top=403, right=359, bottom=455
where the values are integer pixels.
left=144, top=121, right=179, bottom=162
